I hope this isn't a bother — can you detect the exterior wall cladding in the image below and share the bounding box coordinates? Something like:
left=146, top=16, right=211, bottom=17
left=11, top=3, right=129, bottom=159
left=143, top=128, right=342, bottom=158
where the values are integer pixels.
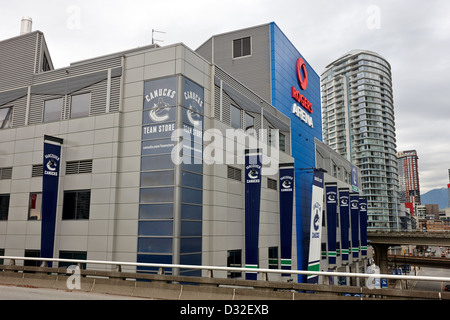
left=197, top=23, right=353, bottom=282
left=0, top=22, right=365, bottom=284
left=0, top=28, right=295, bottom=280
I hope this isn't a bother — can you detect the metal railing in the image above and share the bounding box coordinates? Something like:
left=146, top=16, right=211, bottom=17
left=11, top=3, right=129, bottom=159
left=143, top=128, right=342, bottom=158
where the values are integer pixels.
left=2, top=255, right=450, bottom=284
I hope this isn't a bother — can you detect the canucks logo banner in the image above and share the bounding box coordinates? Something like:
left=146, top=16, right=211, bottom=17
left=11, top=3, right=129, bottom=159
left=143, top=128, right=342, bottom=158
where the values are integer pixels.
left=245, top=149, right=262, bottom=280
left=279, top=164, right=295, bottom=275
left=350, top=193, right=360, bottom=259
left=326, top=184, right=338, bottom=265
left=307, top=169, right=324, bottom=284
left=359, top=198, right=368, bottom=256
left=338, top=189, right=350, bottom=261
left=41, top=136, right=63, bottom=267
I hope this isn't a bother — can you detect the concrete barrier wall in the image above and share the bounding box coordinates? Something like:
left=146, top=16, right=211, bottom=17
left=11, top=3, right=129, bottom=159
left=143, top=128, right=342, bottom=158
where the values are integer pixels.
left=1, top=267, right=449, bottom=300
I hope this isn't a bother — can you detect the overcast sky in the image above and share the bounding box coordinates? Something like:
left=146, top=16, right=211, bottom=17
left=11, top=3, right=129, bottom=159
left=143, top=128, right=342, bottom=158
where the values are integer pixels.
left=1, top=0, right=449, bottom=194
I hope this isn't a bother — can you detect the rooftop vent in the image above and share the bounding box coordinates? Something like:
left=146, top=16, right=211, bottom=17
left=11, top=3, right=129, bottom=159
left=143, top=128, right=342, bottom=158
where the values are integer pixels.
left=20, top=17, right=32, bottom=35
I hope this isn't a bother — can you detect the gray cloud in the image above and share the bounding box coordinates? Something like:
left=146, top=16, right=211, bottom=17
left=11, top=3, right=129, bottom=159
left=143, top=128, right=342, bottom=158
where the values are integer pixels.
left=1, top=0, right=448, bottom=193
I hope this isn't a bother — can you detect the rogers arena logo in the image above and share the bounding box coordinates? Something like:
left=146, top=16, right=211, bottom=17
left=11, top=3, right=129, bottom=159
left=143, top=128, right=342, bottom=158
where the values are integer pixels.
left=292, top=57, right=314, bottom=128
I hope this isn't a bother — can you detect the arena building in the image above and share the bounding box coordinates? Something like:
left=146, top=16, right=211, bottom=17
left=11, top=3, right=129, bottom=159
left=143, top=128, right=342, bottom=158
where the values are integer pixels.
left=0, top=20, right=368, bottom=284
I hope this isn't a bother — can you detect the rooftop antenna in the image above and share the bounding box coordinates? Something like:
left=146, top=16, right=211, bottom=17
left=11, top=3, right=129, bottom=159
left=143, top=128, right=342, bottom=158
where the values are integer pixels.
left=152, top=29, right=166, bottom=45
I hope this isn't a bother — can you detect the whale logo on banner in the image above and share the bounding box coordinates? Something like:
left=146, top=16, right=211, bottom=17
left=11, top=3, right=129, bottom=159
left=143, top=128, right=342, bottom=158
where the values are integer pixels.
left=326, top=183, right=338, bottom=265
left=339, top=189, right=350, bottom=261
left=307, top=169, right=324, bottom=284
left=245, top=149, right=262, bottom=280
left=350, top=193, right=360, bottom=258
left=279, top=164, right=295, bottom=275
left=40, top=135, right=63, bottom=267
left=359, top=198, right=368, bottom=256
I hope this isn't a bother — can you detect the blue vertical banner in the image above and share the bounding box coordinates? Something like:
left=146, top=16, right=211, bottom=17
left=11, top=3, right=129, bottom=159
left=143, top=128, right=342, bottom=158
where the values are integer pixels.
left=41, top=135, right=63, bottom=267
left=307, top=169, right=324, bottom=284
left=245, top=149, right=262, bottom=280
left=326, top=183, right=338, bottom=266
left=359, top=198, right=368, bottom=257
left=279, top=163, right=295, bottom=275
left=338, top=189, right=350, bottom=262
left=350, top=193, right=360, bottom=259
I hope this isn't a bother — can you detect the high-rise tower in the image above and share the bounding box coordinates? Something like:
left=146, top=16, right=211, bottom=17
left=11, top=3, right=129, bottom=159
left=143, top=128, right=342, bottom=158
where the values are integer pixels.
left=397, top=150, right=421, bottom=205
left=321, top=50, right=399, bottom=231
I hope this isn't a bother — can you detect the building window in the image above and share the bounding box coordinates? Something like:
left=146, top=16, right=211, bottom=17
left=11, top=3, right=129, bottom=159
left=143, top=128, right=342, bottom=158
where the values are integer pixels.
left=268, top=247, right=278, bottom=269
left=42, top=53, right=52, bottom=72
left=245, top=113, right=254, bottom=131
left=227, top=249, right=242, bottom=278
left=43, top=98, right=63, bottom=123
left=0, top=107, right=12, bottom=129
left=227, top=166, right=242, bottom=182
left=62, top=190, right=91, bottom=220
left=230, top=105, right=241, bottom=129
left=233, top=37, right=251, bottom=58
left=70, top=93, right=90, bottom=119
left=267, top=178, right=277, bottom=191
left=268, top=127, right=277, bottom=147
left=321, top=242, right=327, bottom=260
left=29, top=193, right=42, bottom=220
left=0, top=195, right=10, bottom=221
left=59, top=251, right=87, bottom=269
left=25, top=250, right=41, bottom=267
left=279, top=133, right=286, bottom=152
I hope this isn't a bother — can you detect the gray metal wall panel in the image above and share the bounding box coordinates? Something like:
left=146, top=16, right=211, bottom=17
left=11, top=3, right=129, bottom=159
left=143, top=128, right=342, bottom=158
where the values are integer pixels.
left=208, top=25, right=272, bottom=102
left=0, top=32, right=37, bottom=91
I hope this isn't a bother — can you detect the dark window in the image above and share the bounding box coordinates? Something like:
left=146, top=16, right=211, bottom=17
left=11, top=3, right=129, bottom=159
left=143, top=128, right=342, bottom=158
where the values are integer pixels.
left=29, top=193, right=42, bottom=220
left=267, top=178, right=277, bottom=191
left=42, top=53, right=52, bottom=72
left=279, top=133, right=286, bottom=152
left=70, top=93, right=90, bottom=119
left=227, top=249, right=242, bottom=278
left=24, top=250, right=41, bottom=267
left=0, top=107, right=12, bottom=129
left=62, top=190, right=91, bottom=220
left=245, top=113, right=254, bottom=131
left=268, top=247, right=278, bottom=269
left=230, top=105, right=241, bottom=129
left=321, top=242, right=327, bottom=260
left=233, top=37, right=251, bottom=58
left=0, top=195, right=10, bottom=221
left=59, top=251, right=87, bottom=269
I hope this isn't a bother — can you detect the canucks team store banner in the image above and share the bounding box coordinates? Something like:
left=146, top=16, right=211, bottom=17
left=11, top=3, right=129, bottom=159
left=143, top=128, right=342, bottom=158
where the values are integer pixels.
left=338, top=189, right=350, bottom=262
left=350, top=193, right=360, bottom=258
left=325, top=183, right=337, bottom=266
left=41, top=135, right=63, bottom=267
left=279, top=164, right=295, bottom=274
left=359, top=198, right=368, bottom=256
left=245, top=149, right=262, bottom=280
left=307, top=169, right=324, bottom=284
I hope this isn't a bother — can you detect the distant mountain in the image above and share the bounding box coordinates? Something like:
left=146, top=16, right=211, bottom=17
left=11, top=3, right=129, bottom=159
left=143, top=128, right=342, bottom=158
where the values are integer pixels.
left=421, top=187, right=448, bottom=211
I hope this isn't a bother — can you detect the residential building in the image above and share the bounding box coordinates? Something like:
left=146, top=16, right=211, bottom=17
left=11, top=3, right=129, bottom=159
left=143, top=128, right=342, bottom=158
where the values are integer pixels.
left=321, top=50, right=400, bottom=231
